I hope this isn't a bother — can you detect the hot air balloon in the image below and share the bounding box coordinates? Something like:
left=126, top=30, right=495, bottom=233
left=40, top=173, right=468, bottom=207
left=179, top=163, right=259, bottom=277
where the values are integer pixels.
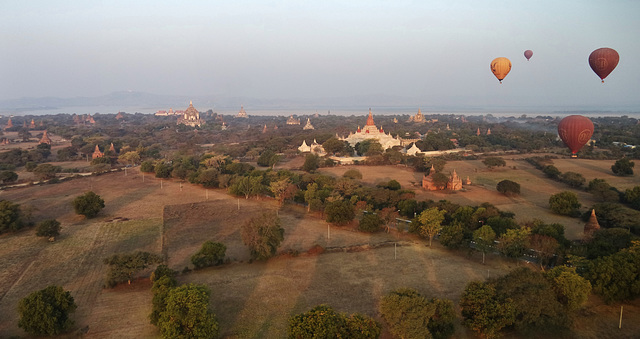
left=490, top=57, right=511, bottom=83
left=524, top=50, right=533, bottom=61
left=589, top=48, right=619, bottom=83
left=557, top=115, right=594, bottom=157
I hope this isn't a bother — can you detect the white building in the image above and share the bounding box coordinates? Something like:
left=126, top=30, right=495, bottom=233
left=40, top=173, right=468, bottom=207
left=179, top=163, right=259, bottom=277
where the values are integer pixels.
left=340, top=109, right=401, bottom=150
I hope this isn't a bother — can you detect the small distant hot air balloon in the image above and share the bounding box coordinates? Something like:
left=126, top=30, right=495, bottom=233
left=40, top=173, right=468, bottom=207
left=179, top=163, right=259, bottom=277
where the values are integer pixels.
left=589, top=48, right=619, bottom=83
left=524, top=50, right=533, bottom=61
left=558, top=115, right=594, bottom=157
left=490, top=57, right=511, bottom=83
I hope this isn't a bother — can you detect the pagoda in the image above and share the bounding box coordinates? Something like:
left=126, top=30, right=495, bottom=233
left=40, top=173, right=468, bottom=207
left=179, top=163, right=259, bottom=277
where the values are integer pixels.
left=286, top=115, right=300, bottom=125
left=447, top=170, right=463, bottom=190
left=176, top=101, right=203, bottom=127
left=29, top=119, right=36, bottom=129
left=5, top=118, right=13, bottom=130
left=408, top=108, right=426, bottom=123
left=39, top=130, right=52, bottom=145
left=235, top=105, right=248, bottom=118
left=303, top=118, right=315, bottom=130
left=92, top=145, right=104, bottom=159
left=583, top=209, right=601, bottom=239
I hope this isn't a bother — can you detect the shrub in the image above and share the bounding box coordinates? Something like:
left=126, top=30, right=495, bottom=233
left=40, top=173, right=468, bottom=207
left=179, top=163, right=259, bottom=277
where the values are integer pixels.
left=325, top=200, right=355, bottom=225
left=358, top=213, right=383, bottom=233
left=36, top=219, right=61, bottom=239
left=191, top=241, right=226, bottom=269
left=496, top=179, right=520, bottom=196
left=72, top=191, right=105, bottom=218
left=549, top=191, right=581, bottom=217
left=343, top=169, right=363, bottom=180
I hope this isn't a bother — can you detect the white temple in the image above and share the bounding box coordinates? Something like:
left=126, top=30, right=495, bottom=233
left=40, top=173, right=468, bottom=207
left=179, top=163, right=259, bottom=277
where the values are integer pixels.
left=298, top=139, right=325, bottom=154
left=339, top=109, right=401, bottom=150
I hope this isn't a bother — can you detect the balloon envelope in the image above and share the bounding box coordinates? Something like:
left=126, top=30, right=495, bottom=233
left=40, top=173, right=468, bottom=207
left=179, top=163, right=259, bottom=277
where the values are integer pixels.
left=557, top=115, right=594, bottom=157
left=490, top=57, right=511, bottom=83
left=524, top=50, right=533, bottom=61
left=589, top=48, right=619, bottom=83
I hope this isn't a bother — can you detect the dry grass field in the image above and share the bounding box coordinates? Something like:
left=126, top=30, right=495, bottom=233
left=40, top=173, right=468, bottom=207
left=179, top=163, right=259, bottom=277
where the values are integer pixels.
left=0, top=163, right=638, bottom=338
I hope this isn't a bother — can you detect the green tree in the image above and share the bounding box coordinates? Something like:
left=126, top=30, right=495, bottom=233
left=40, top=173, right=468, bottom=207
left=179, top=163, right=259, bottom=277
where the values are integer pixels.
left=302, top=153, right=319, bottom=172
left=439, top=223, right=467, bottom=249
left=428, top=298, right=456, bottom=339
left=36, top=219, right=61, bottom=239
left=191, top=241, right=226, bottom=269
left=154, top=161, right=173, bottom=178
left=379, top=288, right=436, bottom=339
left=544, top=266, right=592, bottom=311
left=418, top=207, right=446, bottom=247
left=611, top=157, right=634, bottom=176
left=150, top=275, right=177, bottom=326
left=118, top=151, right=141, bottom=166
left=460, top=281, right=515, bottom=339
left=18, top=285, right=77, bottom=336
left=229, top=175, right=265, bottom=199
left=241, top=212, right=284, bottom=260
left=549, top=191, right=581, bottom=216
left=72, top=191, right=105, bottom=218
left=0, top=199, right=24, bottom=233
left=497, top=227, right=530, bottom=260
left=588, top=178, right=619, bottom=202
left=624, top=185, right=640, bottom=209
left=322, top=137, right=347, bottom=155
left=482, top=156, right=506, bottom=169
left=270, top=178, right=295, bottom=207
left=158, top=284, right=219, bottom=339
left=358, top=213, right=383, bottom=233
left=528, top=234, right=559, bottom=269
left=543, top=165, right=561, bottom=179
left=496, top=179, right=520, bottom=196
left=432, top=172, right=449, bottom=190
left=140, top=160, right=155, bottom=173
left=473, top=225, right=496, bottom=264
left=33, top=163, right=60, bottom=181
left=325, top=200, right=355, bottom=225
left=0, top=170, right=18, bottom=184
left=584, top=243, right=640, bottom=302
left=560, top=171, right=586, bottom=188
left=103, top=251, right=163, bottom=287
left=257, top=149, right=279, bottom=168
left=304, top=183, right=319, bottom=212
left=288, top=305, right=381, bottom=339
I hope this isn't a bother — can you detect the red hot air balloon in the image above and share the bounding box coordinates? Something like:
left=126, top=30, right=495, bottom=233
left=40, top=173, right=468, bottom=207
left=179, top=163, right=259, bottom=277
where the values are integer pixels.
left=557, top=115, right=594, bottom=157
left=524, top=50, right=533, bottom=61
left=589, top=48, right=619, bottom=83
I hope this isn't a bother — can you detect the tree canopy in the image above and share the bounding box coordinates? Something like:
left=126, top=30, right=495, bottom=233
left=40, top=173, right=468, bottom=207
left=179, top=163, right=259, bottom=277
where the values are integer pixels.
left=18, top=285, right=77, bottom=336
left=103, top=251, right=163, bottom=287
left=241, top=212, right=284, bottom=260
left=191, top=241, right=226, bottom=269
left=158, top=284, right=219, bottom=339
left=72, top=191, right=105, bottom=218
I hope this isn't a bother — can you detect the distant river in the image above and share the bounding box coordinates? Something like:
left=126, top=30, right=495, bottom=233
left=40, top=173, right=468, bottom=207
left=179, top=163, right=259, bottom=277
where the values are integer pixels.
left=3, top=105, right=639, bottom=119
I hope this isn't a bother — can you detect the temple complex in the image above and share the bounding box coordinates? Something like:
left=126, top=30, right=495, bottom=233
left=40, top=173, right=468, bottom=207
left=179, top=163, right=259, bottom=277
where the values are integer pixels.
left=422, top=166, right=469, bottom=191
left=176, top=101, right=203, bottom=127
left=408, top=108, right=426, bottom=123
left=340, top=109, right=401, bottom=151
left=39, top=130, right=51, bottom=145
left=447, top=169, right=463, bottom=190
left=298, top=139, right=325, bottom=154
left=303, top=118, right=315, bottom=130
left=235, top=105, right=248, bottom=118
left=286, top=115, right=300, bottom=125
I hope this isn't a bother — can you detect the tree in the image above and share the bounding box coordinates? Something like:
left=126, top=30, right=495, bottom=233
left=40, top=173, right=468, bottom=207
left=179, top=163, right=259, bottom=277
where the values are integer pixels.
left=103, top=251, right=163, bottom=287
left=460, top=281, right=515, bottom=339
left=624, top=185, right=640, bottom=209
left=158, top=284, right=219, bottom=339
left=343, top=169, right=363, bottom=180
left=549, top=191, right=581, bottom=217
left=18, top=285, right=77, bottom=336
left=0, top=199, right=24, bottom=234
left=322, top=137, right=347, bottom=155
left=270, top=178, right=296, bottom=207
left=473, top=225, right=496, bottom=264
left=72, top=191, right=105, bottom=218
left=379, top=207, right=399, bottom=233
left=36, top=219, right=61, bottom=239
left=588, top=178, right=619, bottom=202
left=118, top=151, right=141, bottom=166
left=191, top=241, right=226, bottom=269
left=528, top=234, right=559, bottom=269
left=379, top=288, right=436, bottom=339
left=428, top=298, right=457, bottom=339
left=33, top=163, right=60, bottom=181
left=150, top=275, right=177, bottom=326
left=325, top=200, right=355, bottom=225
left=418, top=207, right=446, bottom=247
left=358, top=213, right=383, bottom=233
left=304, top=183, right=319, bottom=212
left=611, top=157, right=634, bottom=176
left=439, top=223, right=466, bottom=249
left=288, top=305, right=381, bottom=339
left=544, top=266, right=592, bottom=311
left=302, top=153, right=319, bottom=172
left=584, top=243, right=640, bottom=302
left=229, top=175, right=264, bottom=199
left=496, top=179, right=520, bottom=196
left=560, top=171, right=586, bottom=188
left=257, top=149, right=279, bottom=168
left=154, top=161, right=173, bottom=178
left=0, top=170, right=18, bottom=184
left=432, top=172, right=449, bottom=190
left=497, top=227, right=530, bottom=260
left=140, top=160, right=155, bottom=173
left=543, top=165, right=561, bottom=179
left=482, top=156, right=506, bottom=169
left=241, top=212, right=284, bottom=261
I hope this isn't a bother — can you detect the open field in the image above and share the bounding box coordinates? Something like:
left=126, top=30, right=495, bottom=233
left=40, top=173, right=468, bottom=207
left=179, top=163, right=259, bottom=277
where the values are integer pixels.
left=0, top=164, right=638, bottom=338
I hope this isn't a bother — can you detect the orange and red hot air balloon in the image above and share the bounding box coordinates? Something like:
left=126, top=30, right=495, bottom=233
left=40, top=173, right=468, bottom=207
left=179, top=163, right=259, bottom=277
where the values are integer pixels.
left=557, top=115, right=594, bottom=157
left=524, top=50, right=533, bottom=61
left=490, top=57, right=511, bottom=83
left=589, top=48, right=619, bottom=83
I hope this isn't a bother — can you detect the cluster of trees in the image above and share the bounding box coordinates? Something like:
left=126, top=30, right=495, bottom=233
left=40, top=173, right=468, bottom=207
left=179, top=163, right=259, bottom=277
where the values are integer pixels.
left=103, top=251, right=163, bottom=287
left=460, top=267, right=591, bottom=338
left=191, top=241, right=226, bottom=269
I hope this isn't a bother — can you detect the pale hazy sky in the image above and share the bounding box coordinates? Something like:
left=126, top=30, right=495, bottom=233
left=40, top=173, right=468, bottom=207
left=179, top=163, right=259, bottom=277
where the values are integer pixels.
left=1, top=0, right=639, bottom=110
